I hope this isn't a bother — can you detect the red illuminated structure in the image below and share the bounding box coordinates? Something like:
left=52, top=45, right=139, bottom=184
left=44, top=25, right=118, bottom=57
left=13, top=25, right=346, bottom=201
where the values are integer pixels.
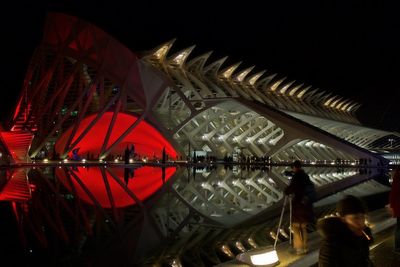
left=55, top=112, right=177, bottom=160
left=4, top=12, right=393, bottom=166
left=0, top=12, right=396, bottom=267
left=0, top=131, right=33, bottom=164
left=8, top=13, right=180, bottom=161
left=0, top=14, right=182, bottom=262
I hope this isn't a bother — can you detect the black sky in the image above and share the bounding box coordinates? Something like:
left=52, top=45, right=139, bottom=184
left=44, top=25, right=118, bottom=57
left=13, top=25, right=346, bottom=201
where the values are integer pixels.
left=1, top=1, right=400, bottom=131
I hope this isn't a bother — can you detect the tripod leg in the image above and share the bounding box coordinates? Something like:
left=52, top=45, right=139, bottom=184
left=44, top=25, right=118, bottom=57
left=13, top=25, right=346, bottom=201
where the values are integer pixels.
left=274, top=195, right=287, bottom=249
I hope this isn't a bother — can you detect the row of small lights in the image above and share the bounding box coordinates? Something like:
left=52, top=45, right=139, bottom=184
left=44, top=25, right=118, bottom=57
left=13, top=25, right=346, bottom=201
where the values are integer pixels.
left=278, top=159, right=359, bottom=165
left=190, top=239, right=268, bottom=266
left=39, top=158, right=147, bottom=164
left=38, top=158, right=359, bottom=166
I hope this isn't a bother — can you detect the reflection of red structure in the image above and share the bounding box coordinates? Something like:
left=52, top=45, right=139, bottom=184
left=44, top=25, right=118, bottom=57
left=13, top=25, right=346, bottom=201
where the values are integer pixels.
left=55, top=112, right=177, bottom=159
left=0, top=169, right=31, bottom=202
left=56, top=166, right=176, bottom=208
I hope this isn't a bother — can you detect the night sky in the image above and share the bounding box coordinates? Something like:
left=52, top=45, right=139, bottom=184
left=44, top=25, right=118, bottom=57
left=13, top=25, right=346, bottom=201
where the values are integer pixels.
left=1, top=1, right=400, bottom=131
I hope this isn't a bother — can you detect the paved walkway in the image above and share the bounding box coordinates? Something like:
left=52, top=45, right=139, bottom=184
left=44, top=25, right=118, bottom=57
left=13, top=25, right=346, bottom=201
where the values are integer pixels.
left=216, top=208, right=397, bottom=267
left=370, top=226, right=400, bottom=267
left=282, top=208, right=396, bottom=267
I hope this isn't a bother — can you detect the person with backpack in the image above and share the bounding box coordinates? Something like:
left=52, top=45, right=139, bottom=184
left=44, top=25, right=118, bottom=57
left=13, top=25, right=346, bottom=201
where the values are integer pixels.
left=284, top=160, right=315, bottom=255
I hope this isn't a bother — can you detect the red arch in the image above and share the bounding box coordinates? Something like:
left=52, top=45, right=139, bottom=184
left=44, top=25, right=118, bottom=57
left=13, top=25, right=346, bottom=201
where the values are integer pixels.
left=55, top=112, right=177, bottom=160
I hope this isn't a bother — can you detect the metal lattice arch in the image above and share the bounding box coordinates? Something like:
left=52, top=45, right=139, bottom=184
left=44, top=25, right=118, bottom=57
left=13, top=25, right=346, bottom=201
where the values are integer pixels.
left=6, top=12, right=397, bottom=164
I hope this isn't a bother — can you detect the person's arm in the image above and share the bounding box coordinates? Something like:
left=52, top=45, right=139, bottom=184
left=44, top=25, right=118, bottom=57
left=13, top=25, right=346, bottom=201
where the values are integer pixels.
left=285, top=174, right=300, bottom=195
left=363, top=227, right=374, bottom=245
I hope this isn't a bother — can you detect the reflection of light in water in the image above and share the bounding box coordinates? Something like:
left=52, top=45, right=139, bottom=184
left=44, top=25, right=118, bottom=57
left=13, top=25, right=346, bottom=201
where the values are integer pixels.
left=56, top=166, right=176, bottom=208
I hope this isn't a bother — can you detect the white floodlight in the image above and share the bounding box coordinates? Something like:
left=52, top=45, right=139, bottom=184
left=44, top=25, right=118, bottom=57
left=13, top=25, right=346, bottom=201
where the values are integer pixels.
left=236, top=246, right=279, bottom=266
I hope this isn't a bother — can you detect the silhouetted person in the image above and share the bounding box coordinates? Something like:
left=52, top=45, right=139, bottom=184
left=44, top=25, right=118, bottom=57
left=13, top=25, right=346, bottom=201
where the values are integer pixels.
left=318, top=195, right=374, bottom=266
left=124, top=146, right=130, bottom=164
left=162, top=147, right=166, bottom=164
left=284, top=160, right=314, bottom=255
left=130, top=144, right=135, bottom=158
left=389, top=168, right=400, bottom=253
left=72, top=148, right=81, bottom=160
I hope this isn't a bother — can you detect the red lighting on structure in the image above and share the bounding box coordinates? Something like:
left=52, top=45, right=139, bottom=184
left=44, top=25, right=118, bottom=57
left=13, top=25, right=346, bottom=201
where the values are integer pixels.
left=56, top=166, right=176, bottom=208
left=0, top=131, right=33, bottom=162
left=55, top=112, right=178, bottom=159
